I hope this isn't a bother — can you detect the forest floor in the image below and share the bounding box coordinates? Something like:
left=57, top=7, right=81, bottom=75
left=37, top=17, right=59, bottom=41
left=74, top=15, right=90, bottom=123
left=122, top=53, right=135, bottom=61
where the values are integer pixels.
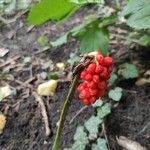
left=0, top=6, right=150, bottom=150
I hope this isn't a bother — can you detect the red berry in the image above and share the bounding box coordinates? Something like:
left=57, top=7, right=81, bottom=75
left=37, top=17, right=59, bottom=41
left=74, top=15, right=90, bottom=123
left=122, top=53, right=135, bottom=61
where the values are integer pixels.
left=77, top=54, right=113, bottom=105
left=104, top=57, right=113, bottom=66
left=77, top=82, right=87, bottom=91
left=98, top=90, right=105, bottom=97
left=107, top=66, right=112, bottom=74
left=79, top=89, right=90, bottom=99
left=83, top=99, right=91, bottom=106
left=87, top=81, right=97, bottom=89
left=90, top=96, right=97, bottom=103
left=98, top=81, right=106, bottom=90
left=93, top=75, right=100, bottom=83
left=96, top=54, right=104, bottom=65
left=77, top=84, right=83, bottom=92
left=100, top=67, right=109, bottom=80
left=87, top=63, right=96, bottom=74
left=80, top=71, right=87, bottom=79
left=85, top=73, right=93, bottom=81
left=79, top=93, right=84, bottom=100
left=89, top=88, right=98, bottom=96
left=95, top=65, right=103, bottom=74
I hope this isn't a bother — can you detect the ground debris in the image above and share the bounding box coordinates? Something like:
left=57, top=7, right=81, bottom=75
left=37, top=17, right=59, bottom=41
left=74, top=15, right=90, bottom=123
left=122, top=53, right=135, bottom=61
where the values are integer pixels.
left=37, top=80, right=58, bottom=96
left=0, top=48, right=9, bottom=57
left=0, top=55, right=20, bottom=68
left=136, top=70, right=150, bottom=86
left=0, top=85, right=12, bottom=101
left=0, top=114, right=6, bottom=134
left=33, top=92, right=51, bottom=136
left=136, top=78, right=150, bottom=86
left=117, top=136, right=147, bottom=150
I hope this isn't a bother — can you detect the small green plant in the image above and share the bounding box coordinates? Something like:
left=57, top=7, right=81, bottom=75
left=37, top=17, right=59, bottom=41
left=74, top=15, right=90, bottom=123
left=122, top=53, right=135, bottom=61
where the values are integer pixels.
left=118, top=63, right=139, bottom=79
left=121, top=0, right=150, bottom=29
left=64, top=99, right=112, bottom=150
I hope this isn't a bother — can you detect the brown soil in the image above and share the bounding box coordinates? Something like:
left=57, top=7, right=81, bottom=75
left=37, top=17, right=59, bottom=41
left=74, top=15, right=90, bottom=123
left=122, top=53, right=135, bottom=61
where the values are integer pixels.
left=0, top=7, right=150, bottom=150
left=108, top=84, right=150, bottom=150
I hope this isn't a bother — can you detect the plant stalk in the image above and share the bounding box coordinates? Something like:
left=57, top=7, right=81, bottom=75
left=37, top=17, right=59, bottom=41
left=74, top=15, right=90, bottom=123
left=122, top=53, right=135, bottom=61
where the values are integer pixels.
left=52, top=74, right=79, bottom=150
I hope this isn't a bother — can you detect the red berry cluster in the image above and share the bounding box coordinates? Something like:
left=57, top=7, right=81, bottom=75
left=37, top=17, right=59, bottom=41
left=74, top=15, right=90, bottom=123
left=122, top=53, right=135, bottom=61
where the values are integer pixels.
left=77, top=52, right=113, bottom=106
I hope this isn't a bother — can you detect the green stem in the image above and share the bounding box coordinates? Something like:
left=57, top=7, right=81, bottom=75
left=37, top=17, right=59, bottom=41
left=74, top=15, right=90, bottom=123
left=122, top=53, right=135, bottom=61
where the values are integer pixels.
left=52, top=74, right=79, bottom=150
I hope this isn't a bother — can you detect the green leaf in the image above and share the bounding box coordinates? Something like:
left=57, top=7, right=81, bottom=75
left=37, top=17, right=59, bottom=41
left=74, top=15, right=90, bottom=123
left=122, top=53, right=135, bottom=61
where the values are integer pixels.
left=71, top=141, right=86, bottom=150
left=108, top=87, right=123, bottom=101
left=127, top=6, right=150, bottom=29
left=70, top=0, right=104, bottom=4
left=119, top=63, right=139, bottom=79
left=27, top=0, right=78, bottom=25
left=50, top=16, right=98, bottom=47
left=79, top=25, right=109, bottom=56
left=47, top=72, right=59, bottom=80
left=3, top=0, right=16, bottom=14
left=108, top=74, right=118, bottom=87
left=49, top=15, right=115, bottom=49
left=121, top=0, right=150, bottom=29
left=138, top=35, right=150, bottom=46
left=51, top=33, right=68, bottom=47
left=64, top=126, right=89, bottom=150
left=97, top=103, right=111, bottom=119
left=17, top=0, right=31, bottom=10
left=64, top=141, right=87, bottom=150
left=99, top=14, right=117, bottom=28
left=37, top=35, right=48, bottom=46
left=74, top=126, right=88, bottom=142
left=65, top=126, right=88, bottom=150
left=92, top=138, right=108, bottom=150
left=0, top=0, right=31, bottom=14
left=121, top=0, right=150, bottom=16
left=84, top=116, right=102, bottom=134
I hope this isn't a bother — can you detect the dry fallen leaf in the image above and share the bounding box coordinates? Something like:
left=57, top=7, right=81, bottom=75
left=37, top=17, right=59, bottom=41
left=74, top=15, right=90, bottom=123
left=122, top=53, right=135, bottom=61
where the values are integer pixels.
left=0, top=114, right=6, bottom=134
left=117, top=136, right=147, bottom=150
left=136, top=69, right=150, bottom=86
left=56, top=62, right=65, bottom=70
left=144, top=70, right=150, bottom=77
left=0, top=85, right=12, bottom=101
left=135, top=78, right=150, bottom=86
left=0, top=48, right=9, bottom=57
left=37, top=80, right=58, bottom=96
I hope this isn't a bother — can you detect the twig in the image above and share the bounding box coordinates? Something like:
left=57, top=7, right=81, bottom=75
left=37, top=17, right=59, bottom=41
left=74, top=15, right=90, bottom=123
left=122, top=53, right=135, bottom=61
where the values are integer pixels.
left=15, top=79, right=33, bottom=89
left=25, top=76, right=37, bottom=84
left=15, top=76, right=36, bottom=89
left=124, top=89, right=137, bottom=94
left=29, top=65, right=33, bottom=78
left=52, top=74, right=79, bottom=150
left=33, top=92, right=51, bottom=136
left=69, top=106, right=87, bottom=124
left=102, top=123, right=111, bottom=150
left=0, top=55, right=20, bottom=68
left=136, top=121, right=150, bottom=137
left=0, top=10, right=28, bottom=24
